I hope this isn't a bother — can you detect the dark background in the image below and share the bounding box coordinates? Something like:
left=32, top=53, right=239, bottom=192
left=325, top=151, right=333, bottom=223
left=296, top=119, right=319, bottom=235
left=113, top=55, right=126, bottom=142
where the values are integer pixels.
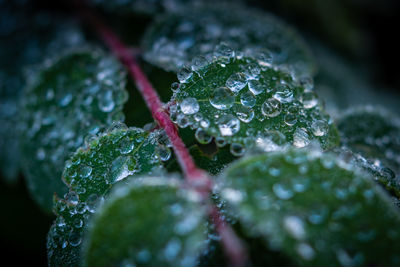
left=1, top=0, right=399, bottom=266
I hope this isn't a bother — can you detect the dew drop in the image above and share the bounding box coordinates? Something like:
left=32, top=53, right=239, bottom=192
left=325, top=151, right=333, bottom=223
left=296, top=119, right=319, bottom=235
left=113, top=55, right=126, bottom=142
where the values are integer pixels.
left=273, top=84, right=294, bottom=103
left=296, top=243, right=315, bottom=261
left=68, top=232, right=82, bottom=247
left=79, top=165, right=92, bottom=178
left=180, top=97, right=199, bottom=115
left=242, top=63, right=260, bottom=79
left=177, top=66, right=193, bottom=83
left=273, top=183, right=293, bottom=199
left=195, top=128, right=212, bottom=144
left=59, top=93, right=73, bottom=107
left=214, top=42, right=235, bottom=63
left=301, top=91, right=318, bottom=109
left=226, top=72, right=247, bottom=93
left=98, top=90, right=115, bottom=112
left=240, top=91, right=256, bottom=107
left=284, top=113, right=297, bottom=126
left=248, top=79, right=264, bottom=95
left=261, top=98, right=281, bottom=117
left=283, top=215, right=306, bottom=240
left=311, top=120, right=328, bottom=136
left=209, top=87, right=235, bottom=110
left=230, top=143, right=245, bottom=156
left=191, top=56, right=208, bottom=72
left=235, top=105, right=254, bottom=123
left=293, top=128, right=310, bottom=148
left=119, top=136, right=135, bottom=154
left=299, top=77, right=314, bottom=91
left=218, top=115, right=240, bottom=136
left=111, top=156, right=136, bottom=183
left=156, top=145, right=171, bottom=161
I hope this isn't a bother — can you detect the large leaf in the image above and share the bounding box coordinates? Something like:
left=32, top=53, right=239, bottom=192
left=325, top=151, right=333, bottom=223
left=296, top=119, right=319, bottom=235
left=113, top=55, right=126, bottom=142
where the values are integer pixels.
left=170, top=53, right=338, bottom=156
left=0, top=5, right=85, bottom=182
left=83, top=176, right=207, bottom=267
left=218, top=148, right=400, bottom=266
left=19, top=49, right=128, bottom=213
left=142, top=2, right=316, bottom=77
left=47, top=126, right=164, bottom=267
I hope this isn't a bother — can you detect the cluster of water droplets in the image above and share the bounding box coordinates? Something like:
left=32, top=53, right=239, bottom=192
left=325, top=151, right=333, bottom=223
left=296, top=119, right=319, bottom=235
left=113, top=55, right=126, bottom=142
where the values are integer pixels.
left=47, top=125, right=166, bottom=265
left=219, top=149, right=400, bottom=266
left=170, top=44, right=334, bottom=157
left=19, top=49, right=129, bottom=211
left=84, top=176, right=207, bottom=267
left=143, top=2, right=315, bottom=77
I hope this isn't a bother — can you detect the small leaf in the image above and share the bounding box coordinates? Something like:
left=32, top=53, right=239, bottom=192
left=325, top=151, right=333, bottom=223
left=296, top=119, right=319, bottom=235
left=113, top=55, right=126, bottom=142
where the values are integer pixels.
left=142, top=2, right=316, bottom=77
left=338, top=106, right=400, bottom=174
left=0, top=7, right=85, bottom=182
left=83, top=176, right=207, bottom=267
left=219, top=148, right=400, bottom=266
left=170, top=53, right=338, bottom=156
left=47, top=126, right=164, bottom=267
left=19, top=48, right=128, bottom=212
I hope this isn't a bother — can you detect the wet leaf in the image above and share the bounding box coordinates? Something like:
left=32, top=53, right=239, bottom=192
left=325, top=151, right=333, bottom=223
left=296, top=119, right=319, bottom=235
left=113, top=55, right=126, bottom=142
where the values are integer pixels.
left=219, top=148, right=400, bottom=266
left=142, top=2, right=316, bottom=77
left=19, top=48, right=128, bottom=213
left=83, top=176, right=207, bottom=267
left=170, top=53, right=338, bottom=157
left=47, top=126, right=164, bottom=267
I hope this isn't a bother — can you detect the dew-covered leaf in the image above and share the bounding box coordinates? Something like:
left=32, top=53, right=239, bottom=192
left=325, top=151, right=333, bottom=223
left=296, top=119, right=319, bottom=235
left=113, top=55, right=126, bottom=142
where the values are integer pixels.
left=19, top=49, right=128, bottom=212
left=170, top=54, right=338, bottom=156
left=47, top=126, right=164, bottom=266
left=0, top=5, right=85, bottom=182
left=83, top=176, right=207, bottom=267
left=219, top=149, right=400, bottom=266
left=142, top=2, right=316, bottom=77
left=337, top=106, right=400, bottom=175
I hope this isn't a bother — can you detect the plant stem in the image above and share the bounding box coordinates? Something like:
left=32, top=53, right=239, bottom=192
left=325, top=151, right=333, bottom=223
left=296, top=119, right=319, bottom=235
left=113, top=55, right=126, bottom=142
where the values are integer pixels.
left=77, top=4, right=247, bottom=267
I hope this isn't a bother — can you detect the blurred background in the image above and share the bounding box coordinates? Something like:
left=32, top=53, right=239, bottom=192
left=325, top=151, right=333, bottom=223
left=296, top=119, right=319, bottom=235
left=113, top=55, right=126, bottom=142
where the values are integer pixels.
left=1, top=0, right=399, bottom=265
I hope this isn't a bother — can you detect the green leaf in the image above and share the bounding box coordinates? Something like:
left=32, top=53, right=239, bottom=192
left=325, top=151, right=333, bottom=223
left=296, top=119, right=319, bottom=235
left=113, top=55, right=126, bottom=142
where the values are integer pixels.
left=83, top=176, right=207, bottom=267
left=142, top=2, right=316, bottom=77
left=0, top=7, right=85, bottom=182
left=219, top=148, right=400, bottom=266
left=337, top=106, right=400, bottom=197
left=337, top=106, right=400, bottom=172
left=170, top=54, right=339, bottom=156
left=19, top=48, right=128, bottom=213
left=47, top=126, right=164, bottom=267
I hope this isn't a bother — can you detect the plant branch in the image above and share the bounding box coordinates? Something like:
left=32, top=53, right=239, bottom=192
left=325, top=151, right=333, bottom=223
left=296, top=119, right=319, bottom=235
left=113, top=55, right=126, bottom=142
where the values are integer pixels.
left=76, top=4, right=247, bottom=267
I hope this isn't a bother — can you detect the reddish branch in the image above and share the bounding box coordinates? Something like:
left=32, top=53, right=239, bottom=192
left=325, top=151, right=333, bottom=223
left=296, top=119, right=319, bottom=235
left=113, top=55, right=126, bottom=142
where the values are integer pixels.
left=77, top=5, right=247, bottom=267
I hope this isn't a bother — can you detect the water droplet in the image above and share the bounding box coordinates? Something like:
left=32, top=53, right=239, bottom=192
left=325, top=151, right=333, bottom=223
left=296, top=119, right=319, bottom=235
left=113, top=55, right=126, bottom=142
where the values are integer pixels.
left=284, top=113, right=297, bottom=126
left=119, top=136, right=135, bottom=154
left=301, top=91, right=318, bottom=109
left=180, top=97, right=199, bottom=115
left=214, top=42, right=235, bottom=64
left=240, top=91, right=256, bottom=107
left=68, top=231, right=82, bottom=247
left=215, top=137, right=227, bottom=147
left=86, top=194, right=99, bottom=213
left=98, top=90, right=115, bottom=112
left=218, top=115, right=240, bottom=136
left=235, top=105, right=254, bottom=123
left=111, top=156, right=136, bottom=183
left=177, top=66, right=193, bottom=83
left=242, top=63, right=260, bottom=79
left=248, top=79, right=264, bottom=95
left=79, top=165, right=92, bottom=178
left=222, top=188, right=243, bottom=203
left=230, top=143, right=245, bottom=156
left=261, top=98, right=281, bottom=117
left=191, top=56, right=208, bottom=72
left=65, top=191, right=79, bottom=205
left=195, top=128, right=212, bottom=144
left=176, top=114, right=190, bottom=128
left=36, top=148, right=46, bottom=161
left=226, top=72, right=247, bottom=93
left=299, top=77, right=314, bottom=91
left=170, top=82, right=180, bottom=92
left=59, top=93, right=73, bottom=107
left=163, top=238, right=181, bottom=261
left=296, top=243, right=315, bottom=260
left=311, top=120, right=328, bottom=136
left=273, top=84, right=294, bottom=103
left=209, top=87, right=235, bottom=110
left=283, top=215, right=306, bottom=240
left=293, top=128, right=310, bottom=148
left=273, top=183, right=293, bottom=199
left=156, top=145, right=171, bottom=161
left=254, top=48, right=273, bottom=66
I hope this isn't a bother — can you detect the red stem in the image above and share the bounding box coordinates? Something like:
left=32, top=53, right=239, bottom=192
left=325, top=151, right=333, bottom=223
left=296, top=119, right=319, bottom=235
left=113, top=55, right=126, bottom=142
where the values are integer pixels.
left=77, top=5, right=247, bottom=267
